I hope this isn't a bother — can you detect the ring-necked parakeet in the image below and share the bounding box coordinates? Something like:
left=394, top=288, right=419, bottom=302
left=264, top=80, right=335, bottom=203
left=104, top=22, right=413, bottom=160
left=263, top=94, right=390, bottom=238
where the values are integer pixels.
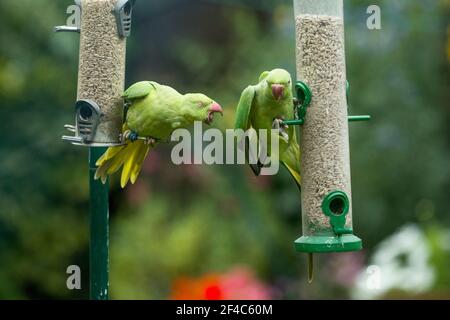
left=95, top=81, right=223, bottom=188
left=234, top=68, right=301, bottom=189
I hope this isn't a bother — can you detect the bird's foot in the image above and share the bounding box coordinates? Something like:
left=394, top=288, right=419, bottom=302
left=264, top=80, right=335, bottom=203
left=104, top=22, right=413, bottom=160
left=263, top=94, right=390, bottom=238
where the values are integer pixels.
left=272, top=118, right=289, bottom=142
left=144, top=137, right=157, bottom=147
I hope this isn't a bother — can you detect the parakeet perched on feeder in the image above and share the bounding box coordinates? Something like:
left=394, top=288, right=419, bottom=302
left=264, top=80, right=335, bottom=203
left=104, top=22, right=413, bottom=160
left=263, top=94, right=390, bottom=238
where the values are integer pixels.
left=95, top=81, right=223, bottom=188
left=234, top=68, right=301, bottom=189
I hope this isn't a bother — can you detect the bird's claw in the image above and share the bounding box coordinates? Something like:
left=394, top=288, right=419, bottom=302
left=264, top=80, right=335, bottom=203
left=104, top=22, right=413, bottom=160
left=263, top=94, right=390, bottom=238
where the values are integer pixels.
left=122, top=131, right=156, bottom=146
left=272, top=118, right=288, bottom=129
left=144, top=137, right=156, bottom=147
left=272, top=118, right=289, bottom=142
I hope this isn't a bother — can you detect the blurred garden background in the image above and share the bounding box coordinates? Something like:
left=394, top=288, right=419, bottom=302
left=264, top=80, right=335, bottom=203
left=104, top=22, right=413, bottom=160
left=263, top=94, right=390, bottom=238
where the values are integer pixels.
left=0, top=0, right=449, bottom=299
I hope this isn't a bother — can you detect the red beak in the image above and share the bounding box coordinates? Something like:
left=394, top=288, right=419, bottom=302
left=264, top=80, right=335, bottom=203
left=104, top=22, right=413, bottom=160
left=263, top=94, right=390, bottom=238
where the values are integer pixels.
left=209, top=102, right=223, bottom=115
left=271, top=84, right=285, bottom=100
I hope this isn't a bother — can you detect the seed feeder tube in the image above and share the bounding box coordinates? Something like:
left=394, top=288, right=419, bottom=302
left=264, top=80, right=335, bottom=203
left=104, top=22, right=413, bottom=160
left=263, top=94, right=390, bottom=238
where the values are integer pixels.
left=60, top=0, right=136, bottom=146
left=293, top=0, right=362, bottom=254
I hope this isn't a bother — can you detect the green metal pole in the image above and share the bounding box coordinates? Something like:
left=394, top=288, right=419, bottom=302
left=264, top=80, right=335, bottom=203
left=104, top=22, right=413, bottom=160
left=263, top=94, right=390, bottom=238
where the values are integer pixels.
left=89, top=147, right=109, bottom=300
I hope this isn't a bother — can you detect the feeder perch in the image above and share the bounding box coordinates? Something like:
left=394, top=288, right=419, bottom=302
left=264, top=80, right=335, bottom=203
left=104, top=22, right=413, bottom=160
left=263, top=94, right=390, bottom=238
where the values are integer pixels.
left=292, top=0, right=365, bottom=255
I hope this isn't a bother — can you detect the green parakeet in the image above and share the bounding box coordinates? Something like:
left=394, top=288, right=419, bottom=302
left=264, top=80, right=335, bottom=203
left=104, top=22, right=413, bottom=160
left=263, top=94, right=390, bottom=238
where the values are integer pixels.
left=95, top=81, right=223, bottom=188
left=234, top=68, right=301, bottom=189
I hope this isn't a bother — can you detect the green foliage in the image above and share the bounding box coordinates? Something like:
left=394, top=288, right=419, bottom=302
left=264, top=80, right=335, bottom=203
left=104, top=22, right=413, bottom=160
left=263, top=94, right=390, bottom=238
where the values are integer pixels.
left=0, top=0, right=88, bottom=299
left=110, top=190, right=292, bottom=299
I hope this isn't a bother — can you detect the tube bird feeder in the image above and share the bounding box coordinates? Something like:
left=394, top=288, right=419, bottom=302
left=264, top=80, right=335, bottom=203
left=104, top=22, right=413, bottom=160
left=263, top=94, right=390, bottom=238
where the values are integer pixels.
left=55, top=0, right=136, bottom=299
left=292, top=0, right=366, bottom=271
left=61, top=0, right=135, bottom=146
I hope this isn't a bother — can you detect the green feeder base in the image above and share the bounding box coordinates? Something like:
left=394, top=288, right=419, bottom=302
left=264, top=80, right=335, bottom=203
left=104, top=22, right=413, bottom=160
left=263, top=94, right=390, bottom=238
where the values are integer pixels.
left=295, top=234, right=362, bottom=253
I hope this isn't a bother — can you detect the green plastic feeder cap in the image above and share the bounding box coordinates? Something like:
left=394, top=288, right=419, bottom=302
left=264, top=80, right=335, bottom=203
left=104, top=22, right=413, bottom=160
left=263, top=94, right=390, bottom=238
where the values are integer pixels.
left=295, top=190, right=362, bottom=253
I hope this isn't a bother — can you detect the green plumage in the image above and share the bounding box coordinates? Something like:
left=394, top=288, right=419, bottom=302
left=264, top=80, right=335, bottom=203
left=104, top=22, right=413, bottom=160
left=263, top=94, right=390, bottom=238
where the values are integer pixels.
left=234, top=69, right=301, bottom=189
left=125, top=81, right=208, bottom=138
left=95, top=81, right=222, bottom=188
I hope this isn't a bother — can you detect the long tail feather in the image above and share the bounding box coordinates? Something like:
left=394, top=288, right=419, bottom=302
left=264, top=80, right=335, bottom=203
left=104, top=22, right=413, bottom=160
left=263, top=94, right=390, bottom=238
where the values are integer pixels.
left=281, top=142, right=301, bottom=191
left=131, top=143, right=150, bottom=184
left=94, top=140, right=153, bottom=188
left=282, top=161, right=301, bottom=191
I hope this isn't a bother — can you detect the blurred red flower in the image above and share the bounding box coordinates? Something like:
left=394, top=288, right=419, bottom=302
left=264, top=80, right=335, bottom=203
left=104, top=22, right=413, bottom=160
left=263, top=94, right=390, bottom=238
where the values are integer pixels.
left=170, top=267, right=272, bottom=300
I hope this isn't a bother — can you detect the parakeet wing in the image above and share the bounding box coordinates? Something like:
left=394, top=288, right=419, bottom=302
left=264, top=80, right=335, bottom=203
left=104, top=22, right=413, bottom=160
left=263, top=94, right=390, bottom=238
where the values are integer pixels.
left=122, top=81, right=157, bottom=100
left=234, top=85, right=255, bottom=131
left=258, top=71, right=270, bottom=82
left=234, top=85, right=262, bottom=175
